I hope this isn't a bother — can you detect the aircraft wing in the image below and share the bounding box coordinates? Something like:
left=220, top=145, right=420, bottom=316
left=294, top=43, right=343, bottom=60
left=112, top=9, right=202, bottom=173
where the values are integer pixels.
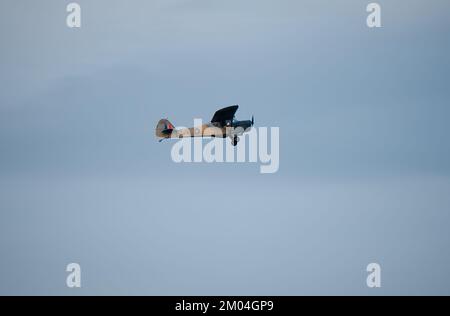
left=211, top=105, right=239, bottom=124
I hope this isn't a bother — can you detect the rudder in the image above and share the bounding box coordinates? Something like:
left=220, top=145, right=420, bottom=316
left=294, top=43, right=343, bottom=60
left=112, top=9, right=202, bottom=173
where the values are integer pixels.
left=155, top=119, right=176, bottom=138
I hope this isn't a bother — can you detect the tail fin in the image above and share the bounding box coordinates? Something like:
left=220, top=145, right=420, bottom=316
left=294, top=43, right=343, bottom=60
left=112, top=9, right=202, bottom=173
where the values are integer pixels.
left=155, top=119, right=176, bottom=138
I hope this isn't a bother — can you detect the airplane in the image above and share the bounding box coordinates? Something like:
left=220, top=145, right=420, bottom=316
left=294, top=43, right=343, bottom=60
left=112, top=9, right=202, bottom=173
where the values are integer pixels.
left=155, top=105, right=254, bottom=146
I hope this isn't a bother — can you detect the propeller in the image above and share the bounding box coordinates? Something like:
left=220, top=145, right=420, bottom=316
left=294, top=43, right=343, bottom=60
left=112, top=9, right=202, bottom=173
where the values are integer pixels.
left=251, top=115, right=254, bottom=126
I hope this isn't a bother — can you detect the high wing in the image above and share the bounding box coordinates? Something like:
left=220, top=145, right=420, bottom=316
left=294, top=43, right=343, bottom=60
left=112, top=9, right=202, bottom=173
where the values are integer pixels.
left=211, top=105, right=239, bottom=124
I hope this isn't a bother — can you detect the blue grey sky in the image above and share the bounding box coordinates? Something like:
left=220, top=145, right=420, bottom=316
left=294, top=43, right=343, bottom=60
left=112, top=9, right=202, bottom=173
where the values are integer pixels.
left=1, top=0, right=450, bottom=294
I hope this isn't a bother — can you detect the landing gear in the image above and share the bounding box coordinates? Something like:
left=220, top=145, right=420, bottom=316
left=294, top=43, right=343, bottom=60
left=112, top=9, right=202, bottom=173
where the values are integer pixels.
left=231, top=135, right=239, bottom=146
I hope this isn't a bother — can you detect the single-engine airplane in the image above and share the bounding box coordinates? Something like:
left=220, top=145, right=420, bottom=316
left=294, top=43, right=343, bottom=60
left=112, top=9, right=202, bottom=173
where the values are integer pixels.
left=156, top=105, right=254, bottom=146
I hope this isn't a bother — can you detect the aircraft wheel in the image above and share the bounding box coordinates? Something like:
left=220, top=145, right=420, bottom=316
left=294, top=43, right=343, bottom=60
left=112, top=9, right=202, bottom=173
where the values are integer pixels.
left=231, top=136, right=239, bottom=146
